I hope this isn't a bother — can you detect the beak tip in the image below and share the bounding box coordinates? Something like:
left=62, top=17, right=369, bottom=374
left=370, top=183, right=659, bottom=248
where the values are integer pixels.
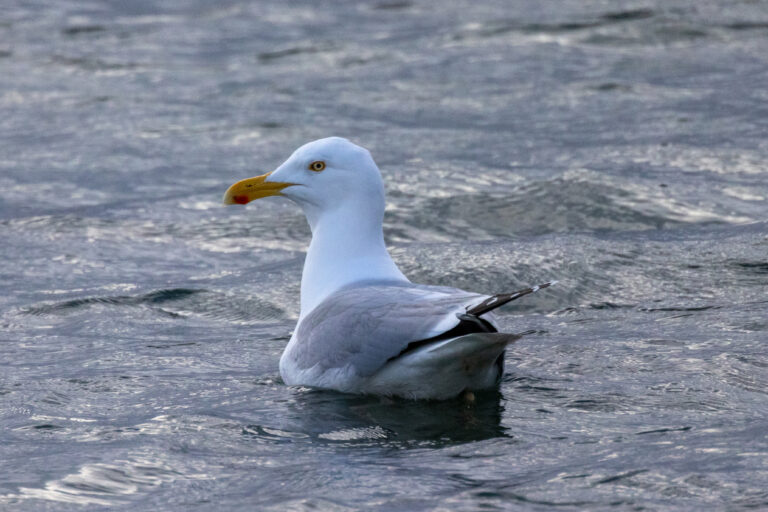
left=222, top=190, right=249, bottom=206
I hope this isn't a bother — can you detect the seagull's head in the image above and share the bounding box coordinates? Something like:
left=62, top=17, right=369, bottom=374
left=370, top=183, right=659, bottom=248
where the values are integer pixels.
left=223, top=137, right=385, bottom=218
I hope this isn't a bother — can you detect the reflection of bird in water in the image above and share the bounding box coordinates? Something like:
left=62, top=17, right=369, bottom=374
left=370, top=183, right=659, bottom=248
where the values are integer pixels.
left=224, top=137, right=553, bottom=399
left=244, top=389, right=509, bottom=446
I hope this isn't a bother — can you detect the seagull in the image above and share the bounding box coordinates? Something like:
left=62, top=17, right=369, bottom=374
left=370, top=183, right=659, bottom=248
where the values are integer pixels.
left=223, top=137, right=552, bottom=399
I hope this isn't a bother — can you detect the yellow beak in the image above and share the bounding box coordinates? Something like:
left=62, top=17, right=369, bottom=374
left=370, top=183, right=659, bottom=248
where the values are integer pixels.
left=222, top=172, right=293, bottom=205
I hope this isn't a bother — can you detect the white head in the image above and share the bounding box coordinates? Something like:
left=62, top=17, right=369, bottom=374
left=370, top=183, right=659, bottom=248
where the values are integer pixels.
left=223, top=137, right=385, bottom=229
left=223, top=137, right=408, bottom=314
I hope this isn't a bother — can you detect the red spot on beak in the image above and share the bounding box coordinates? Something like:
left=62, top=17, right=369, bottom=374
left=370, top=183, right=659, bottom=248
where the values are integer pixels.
left=233, top=195, right=249, bottom=205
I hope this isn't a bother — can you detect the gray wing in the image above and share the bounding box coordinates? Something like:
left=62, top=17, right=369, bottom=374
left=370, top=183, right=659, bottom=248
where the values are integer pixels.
left=288, top=282, right=487, bottom=377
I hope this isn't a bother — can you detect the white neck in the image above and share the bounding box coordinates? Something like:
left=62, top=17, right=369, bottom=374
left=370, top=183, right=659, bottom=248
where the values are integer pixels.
left=298, top=197, right=408, bottom=318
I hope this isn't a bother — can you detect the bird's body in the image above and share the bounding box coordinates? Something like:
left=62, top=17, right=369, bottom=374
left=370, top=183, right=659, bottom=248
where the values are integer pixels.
left=280, top=281, right=513, bottom=400
left=224, top=137, right=551, bottom=399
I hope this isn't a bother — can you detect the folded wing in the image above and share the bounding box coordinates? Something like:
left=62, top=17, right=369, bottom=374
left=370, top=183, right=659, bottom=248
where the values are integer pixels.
left=288, top=282, right=484, bottom=377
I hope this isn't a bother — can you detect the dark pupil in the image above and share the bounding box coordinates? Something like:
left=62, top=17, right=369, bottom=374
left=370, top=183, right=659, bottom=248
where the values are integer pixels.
left=314, top=163, right=322, bottom=169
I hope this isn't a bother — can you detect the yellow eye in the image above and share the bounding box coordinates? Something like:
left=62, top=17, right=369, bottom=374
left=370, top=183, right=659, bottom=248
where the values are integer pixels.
left=308, top=161, right=326, bottom=172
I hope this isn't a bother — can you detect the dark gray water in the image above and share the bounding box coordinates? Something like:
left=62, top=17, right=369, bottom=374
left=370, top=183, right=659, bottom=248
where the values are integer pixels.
left=2, top=0, right=768, bottom=509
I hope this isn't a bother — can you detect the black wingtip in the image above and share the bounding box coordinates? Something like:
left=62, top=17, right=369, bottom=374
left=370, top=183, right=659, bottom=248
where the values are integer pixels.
left=465, top=281, right=557, bottom=317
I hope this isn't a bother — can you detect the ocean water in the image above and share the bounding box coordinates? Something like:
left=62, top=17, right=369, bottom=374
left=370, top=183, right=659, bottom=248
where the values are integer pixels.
left=1, top=0, right=767, bottom=509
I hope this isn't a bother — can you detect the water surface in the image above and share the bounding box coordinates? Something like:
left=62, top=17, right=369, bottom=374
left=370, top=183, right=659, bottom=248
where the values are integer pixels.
left=1, top=0, right=768, bottom=509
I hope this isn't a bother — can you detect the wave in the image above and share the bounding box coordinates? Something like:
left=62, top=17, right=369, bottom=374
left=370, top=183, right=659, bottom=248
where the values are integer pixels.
left=386, top=171, right=749, bottom=243
left=20, top=288, right=286, bottom=323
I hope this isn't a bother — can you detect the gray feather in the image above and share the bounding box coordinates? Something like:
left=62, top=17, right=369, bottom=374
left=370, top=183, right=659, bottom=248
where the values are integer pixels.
left=287, top=282, right=484, bottom=376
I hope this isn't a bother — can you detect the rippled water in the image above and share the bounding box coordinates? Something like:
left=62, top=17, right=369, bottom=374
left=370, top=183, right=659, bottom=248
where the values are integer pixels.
left=2, top=0, right=768, bottom=509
